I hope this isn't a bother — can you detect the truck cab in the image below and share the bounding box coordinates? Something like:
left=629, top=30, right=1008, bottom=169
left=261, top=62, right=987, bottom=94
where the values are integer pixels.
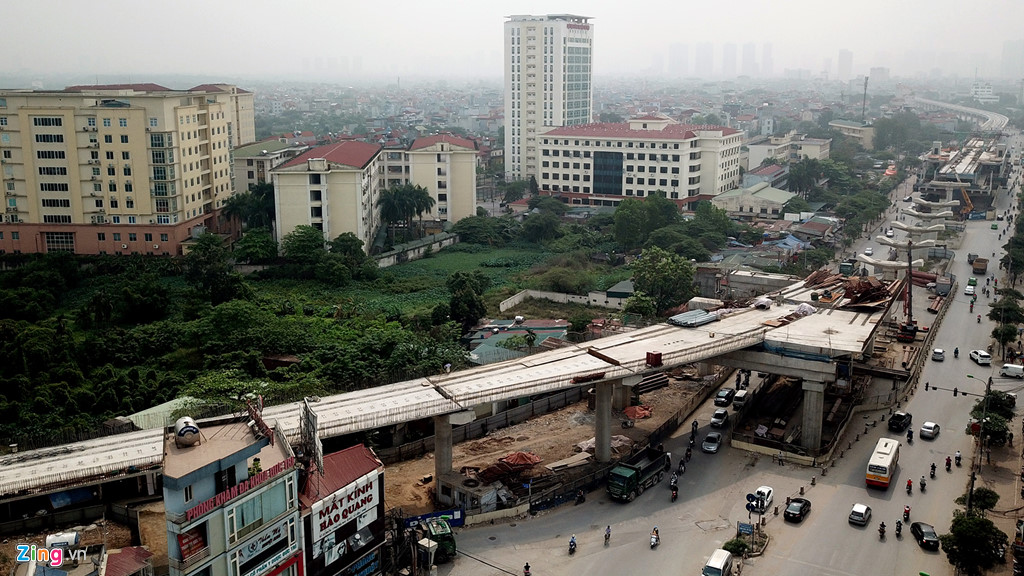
left=425, top=518, right=457, bottom=562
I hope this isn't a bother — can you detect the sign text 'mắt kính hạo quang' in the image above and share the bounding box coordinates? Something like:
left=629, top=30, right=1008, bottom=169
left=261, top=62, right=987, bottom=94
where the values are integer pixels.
left=310, top=470, right=379, bottom=542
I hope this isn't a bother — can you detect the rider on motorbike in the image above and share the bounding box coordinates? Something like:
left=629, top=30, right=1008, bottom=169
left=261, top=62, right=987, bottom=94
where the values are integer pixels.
left=906, top=478, right=913, bottom=492
left=946, top=456, right=952, bottom=470
left=920, top=475, right=926, bottom=490
left=954, top=347, right=959, bottom=358
left=955, top=450, right=962, bottom=465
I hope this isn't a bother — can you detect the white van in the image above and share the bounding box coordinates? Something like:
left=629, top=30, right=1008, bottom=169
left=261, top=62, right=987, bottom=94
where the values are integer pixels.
left=702, top=549, right=734, bottom=576
left=732, top=390, right=749, bottom=409
left=1000, top=364, right=1024, bottom=379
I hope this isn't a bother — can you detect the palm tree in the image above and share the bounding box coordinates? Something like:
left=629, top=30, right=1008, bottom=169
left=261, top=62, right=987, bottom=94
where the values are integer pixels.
left=412, top=186, right=436, bottom=238
left=377, top=186, right=406, bottom=241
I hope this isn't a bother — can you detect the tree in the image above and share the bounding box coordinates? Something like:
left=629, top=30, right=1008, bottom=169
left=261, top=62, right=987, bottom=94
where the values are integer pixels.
left=521, top=211, right=562, bottom=242
left=954, top=487, right=1000, bottom=512
left=529, top=175, right=540, bottom=197
left=527, top=195, right=567, bottom=215
left=622, top=292, right=657, bottom=317
left=613, top=198, right=648, bottom=250
left=447, top=272, right=488, bottom=331
left=222, top=182, right=276, bottom=230
left=631, top=247, right=696, bottom=314
left=185, top=232, right=248, bottom=304
left=234, top=229, right=278, bottom=264
left=281, top=225, right=327, bottom=264
left=783, top=196, right=811, bottom=214
left=939, top=512, right=1008, bottom=575
left=502, top=180, right=528, bottom=205
left=412, top=186, right=436, bottom=237
left=451, top=216, right=504, bottom=245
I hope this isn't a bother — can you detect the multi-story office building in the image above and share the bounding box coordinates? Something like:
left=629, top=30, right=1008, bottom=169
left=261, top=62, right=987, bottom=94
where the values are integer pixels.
left=829, top=120, right=874, bottom=150
left=272, top=135, right=477, bottom=252
left=163, top=415, right=302, bottom=576
left=747, top=131, right=831, bottom=168
left=535, top=115, right=742, bottom=209
left=0, top=83, right=254, bottom=255
left=504, top=14, right=594, bottom=181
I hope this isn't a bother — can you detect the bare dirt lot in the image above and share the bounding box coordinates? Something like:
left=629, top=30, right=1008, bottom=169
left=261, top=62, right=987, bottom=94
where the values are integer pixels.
left=384, top=374, right=716, bottom=515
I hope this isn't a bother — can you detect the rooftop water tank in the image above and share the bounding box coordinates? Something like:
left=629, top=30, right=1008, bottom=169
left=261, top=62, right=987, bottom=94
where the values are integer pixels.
left=174, top=417, right=201, bottom=447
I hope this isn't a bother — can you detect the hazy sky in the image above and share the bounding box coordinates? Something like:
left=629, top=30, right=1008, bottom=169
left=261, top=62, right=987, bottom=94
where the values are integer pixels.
left=3, top=0, right=1023, bottom=82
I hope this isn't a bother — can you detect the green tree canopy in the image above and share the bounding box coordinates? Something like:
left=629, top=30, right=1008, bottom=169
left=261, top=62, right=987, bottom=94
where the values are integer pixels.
left=939, top=512, right=1008, bottom=574
left=631, top=246, right=696, bottom=314
left=281, top=225, right=327, bottom=264
left=234, top=229, right=278, bottom=264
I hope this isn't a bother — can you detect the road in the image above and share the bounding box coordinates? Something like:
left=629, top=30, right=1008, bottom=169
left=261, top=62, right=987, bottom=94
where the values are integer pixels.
left=441, top=146, right=1021, bottom=576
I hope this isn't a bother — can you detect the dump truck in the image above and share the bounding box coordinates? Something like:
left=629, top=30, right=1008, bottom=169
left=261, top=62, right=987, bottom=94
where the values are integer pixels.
left=606, top=446, right=671, bottom=502
left=424, top=518, right=457, bottom=562
left=839, top=258, right=858, bottom=275
left=973, top=257, right=989, bottom=275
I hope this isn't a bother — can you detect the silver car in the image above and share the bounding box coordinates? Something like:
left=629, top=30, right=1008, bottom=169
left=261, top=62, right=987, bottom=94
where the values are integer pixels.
left=702, top=432, right=723, bottom=453
left=920, top=421, right=940, bottom=439
left=849, top=503, right=872, bottom=526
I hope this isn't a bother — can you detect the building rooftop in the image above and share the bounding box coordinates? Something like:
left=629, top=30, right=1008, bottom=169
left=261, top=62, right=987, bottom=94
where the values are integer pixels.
left=541, top=122, right=739, bottom=140
left=279, top=141, right=381, bottom=171
left=103, top=547, right=154, bottom=576
left=829, top=119, right=871, bottom=129
left=63, top=83, right=172, bottom=93
left=750, top=164, right=786, bottom=177
left=162, top=418, right=290, bottom=482
left=409, top=134, right=478, bottom=151
left=299, top=444, right=382, bottom=508
left=234, top=139, right=303, bottom=158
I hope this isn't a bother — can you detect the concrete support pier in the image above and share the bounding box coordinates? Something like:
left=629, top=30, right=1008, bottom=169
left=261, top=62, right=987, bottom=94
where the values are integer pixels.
left=595, top=381, right=613, bottom=463
left=434, top=411, right=475, bottom=500
left=801, top=380, right=826, bottom=454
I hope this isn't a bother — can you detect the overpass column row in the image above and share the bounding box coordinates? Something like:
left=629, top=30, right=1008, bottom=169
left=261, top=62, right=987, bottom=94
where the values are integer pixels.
left=595, top=381, right=612, bottom=463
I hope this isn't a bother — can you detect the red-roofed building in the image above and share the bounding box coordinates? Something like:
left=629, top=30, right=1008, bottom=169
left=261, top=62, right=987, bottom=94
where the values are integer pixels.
left=273, top=142, right=384, bottom=253
left=102, top=547, right=155, bottom=576
left=406, top=134, right=478, bottom=224
left=535, top=115, right=743, bottom=209
left=300, top=445, right=384, bottom=576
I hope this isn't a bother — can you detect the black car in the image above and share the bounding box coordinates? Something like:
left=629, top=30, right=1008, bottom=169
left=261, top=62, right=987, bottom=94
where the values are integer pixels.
left=888, top=411, right=913, bottom=432
left=910, top=522, right=940, bottom=550
left=783, top=497, right=811, bottom=522
left=714, top=388, right=736, bottom=407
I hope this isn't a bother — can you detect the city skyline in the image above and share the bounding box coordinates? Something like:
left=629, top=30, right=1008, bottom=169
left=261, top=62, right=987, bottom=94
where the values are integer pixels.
left=3, top=0, right=1024, bottom=82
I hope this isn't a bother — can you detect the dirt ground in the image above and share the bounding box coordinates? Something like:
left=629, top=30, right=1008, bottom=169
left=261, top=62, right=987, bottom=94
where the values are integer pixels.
left=0, top=520, right=132, bottom=575
left=383, top=373, right=714, bottom=515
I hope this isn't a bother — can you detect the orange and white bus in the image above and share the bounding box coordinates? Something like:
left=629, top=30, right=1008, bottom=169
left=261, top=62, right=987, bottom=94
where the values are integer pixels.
left=866, top=437, right=900, bottom=488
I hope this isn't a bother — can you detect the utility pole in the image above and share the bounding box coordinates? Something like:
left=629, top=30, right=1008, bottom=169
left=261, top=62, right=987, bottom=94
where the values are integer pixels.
left=965, top=374, right=992, bottom=513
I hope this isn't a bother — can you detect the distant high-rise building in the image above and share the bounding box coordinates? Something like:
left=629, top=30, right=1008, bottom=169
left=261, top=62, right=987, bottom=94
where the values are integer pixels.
left=722, top=43, right=738, bottom=78
left=503, top=14, right=594, bottom=181
left=669, top=43, right=689, bottom=77
left=741, top=43, right=758, bottom=77
left=762, top=43, right=774, bottom=77
left=870, top=67, right=890, bottom=83
left=838, top=49, right=853, bottom=81
left=695, top=43, right=714, bottom=78
left=1001, top=40, right=1024, bottom=79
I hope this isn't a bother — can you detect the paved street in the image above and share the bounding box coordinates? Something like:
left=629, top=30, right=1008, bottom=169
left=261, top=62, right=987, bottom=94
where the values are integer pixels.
left=440, top=150, right=1021, bottom=576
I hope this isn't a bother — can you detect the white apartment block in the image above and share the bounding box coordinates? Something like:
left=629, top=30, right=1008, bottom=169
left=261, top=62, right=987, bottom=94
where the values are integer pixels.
left=0, top=83, right=254, bottom=256
left=273, top=135, right=477, bottom=253
left=504, top=14, right=593, bottom=182
left=536, top=115, right=742, bottom=209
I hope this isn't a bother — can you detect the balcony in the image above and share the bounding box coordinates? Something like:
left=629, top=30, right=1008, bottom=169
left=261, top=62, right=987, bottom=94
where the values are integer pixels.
left=169, top=546, right=210, bottom=572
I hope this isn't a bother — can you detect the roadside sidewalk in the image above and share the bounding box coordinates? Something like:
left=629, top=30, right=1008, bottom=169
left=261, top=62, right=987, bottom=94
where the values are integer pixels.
left=973, top=434, right=1021, bottom=573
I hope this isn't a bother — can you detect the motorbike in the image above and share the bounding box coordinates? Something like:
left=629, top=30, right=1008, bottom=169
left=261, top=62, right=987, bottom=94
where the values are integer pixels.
left=895, top=521, right=903, bottom=538
left=907, top=429, right=913, bottom=443
left=524, top=564, right=532, bottom=576
left=878, top=523, right=886, bottom=540
left=650, top=533, right=660, bottom=549
left=955, top=453, right=962, bottom=467
left=903, top=505, right=911, bottom=521
left=930, top=463, right=936, bottom=479
left=568, top=540, right=577, bottom=556
left=978, top=315, right=982, bottom=323
left=688, top=436, right=696, bottom=449
left=671, top=486, right=678, bottom=502
left=954, top=348, right=959, bottom=358
left=575, top=491, right=586, bottom=505
left=946, top=458, right=952, bottom=472
left=677, top=460, right=686, bottom=474
left=685, top=447, right=692, bottom=462
left=605, top=531, right=610, bottom=546
left=920, top=477, right=926, bottom=492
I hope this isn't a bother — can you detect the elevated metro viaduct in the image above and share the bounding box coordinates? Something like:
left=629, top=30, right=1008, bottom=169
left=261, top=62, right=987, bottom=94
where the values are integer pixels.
left=0, top=277, right=900, bottom=510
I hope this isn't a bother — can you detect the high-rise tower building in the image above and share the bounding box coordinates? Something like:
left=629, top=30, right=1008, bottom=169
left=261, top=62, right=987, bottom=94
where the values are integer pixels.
left=762, top=43, right=774, bottom=77
left=838, top=49, right=853, bottom=81
left=669, top=43, right=689, bottom=77
left=695, top=43, right=714, bottom=78
left=741, top=43, right=758, bottom=77
left=504, top=14, right=594, bottom=181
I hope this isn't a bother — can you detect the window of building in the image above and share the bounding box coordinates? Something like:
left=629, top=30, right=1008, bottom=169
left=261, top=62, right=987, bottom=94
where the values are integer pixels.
left=11, top=232, right=18, bottom=240
left=0, top=117, right=7, bottom=126
left=34, top=134, right=65, bottom=143
left=126, top=198, right=134, bottom=209
left=122, top=151, right=130, bottom=160
left=118, top=118, right=127, bottom=127
left=184, top=485, right=193, bottom=503
left=308, top=174, right=321, bottom=185
left=128, top=233, right=137, bottom=241
left=311, top=206, right=322, bottom=218
left=102, top=118, right=111, bottom=127
left=125, top=181, right=133, bottom=192
left=309, top=190, right=322, bottom=202
left=43, top=231, right=74, bottom=252
left=149, top=118, right=158, bottom=128
left=97, top=233, right=105, bottom=241
left=42, top=215, right=73, bottom=224
left=160, top=234, right=168, bottom=242
left=120, top=135, right=129, bottom=144
left=124, top=166, right=132, bottom=176
left=112, top=217, right=121, bottom=225
left=108, top=182, right=117, bottom=192
left=107, top=166, right=116, bottom=176
left=128, top=216, right=136, bottom=224
left=104, top=135, right=113, bottom=144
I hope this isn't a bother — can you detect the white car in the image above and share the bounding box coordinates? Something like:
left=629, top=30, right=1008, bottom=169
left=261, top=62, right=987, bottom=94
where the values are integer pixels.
left=849, top=503, right=872, bottom=525
left=920, top=422, right=940, bottom=439
left=931, top=349, right=945, bottom=361
left=885, top=229, right=894, bottom=238
left=970, top=350, right=992, bottom=365
left=964, top=285, right=975, bottom=296
left=753, top=486, right=774, bottom=513
left=864, top=247, right=874, bottom=256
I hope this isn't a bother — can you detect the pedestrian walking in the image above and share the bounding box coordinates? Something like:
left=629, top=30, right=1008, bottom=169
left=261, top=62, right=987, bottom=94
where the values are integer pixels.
left=986, top=449, right=992, bottom=465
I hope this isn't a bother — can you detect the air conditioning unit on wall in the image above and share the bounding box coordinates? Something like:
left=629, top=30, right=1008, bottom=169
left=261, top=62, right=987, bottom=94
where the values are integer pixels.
left=121, top=244, right=128, bottom=249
